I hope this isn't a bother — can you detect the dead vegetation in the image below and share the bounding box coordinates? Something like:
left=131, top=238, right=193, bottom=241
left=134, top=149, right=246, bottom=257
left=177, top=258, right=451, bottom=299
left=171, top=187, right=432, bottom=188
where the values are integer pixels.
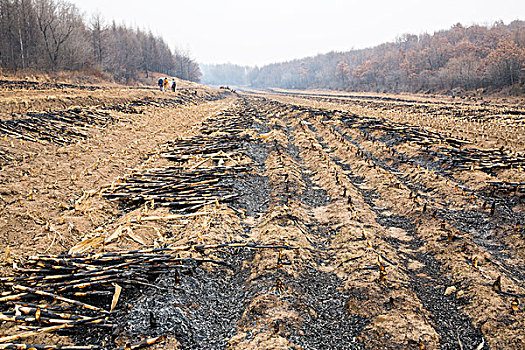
left=0, top=82, right=523, bottom=349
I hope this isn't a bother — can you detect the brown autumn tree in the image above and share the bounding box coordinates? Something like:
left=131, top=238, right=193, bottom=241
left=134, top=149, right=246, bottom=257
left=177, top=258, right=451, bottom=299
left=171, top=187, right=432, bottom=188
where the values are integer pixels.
left=336, top=61, right=350, bottom=88
left=247, top=21, right=525, bottom=93
left=484, top=39, right=525, bottom=86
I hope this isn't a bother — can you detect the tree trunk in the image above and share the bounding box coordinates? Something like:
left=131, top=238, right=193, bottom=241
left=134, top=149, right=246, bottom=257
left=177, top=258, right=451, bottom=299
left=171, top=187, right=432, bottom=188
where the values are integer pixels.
left=17, top=27, right=25, bottom=69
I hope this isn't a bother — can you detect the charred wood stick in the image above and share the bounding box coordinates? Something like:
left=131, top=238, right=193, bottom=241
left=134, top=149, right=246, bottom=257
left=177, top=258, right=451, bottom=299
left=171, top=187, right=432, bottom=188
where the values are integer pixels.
left=148, top=195, right=232, bottom=204
left=16, top=265, right=77, bottom=273
left=123, top=192, right=231, bottom=202
left=15, top=125, right=73, bottom=144
left=1, top=268, right=122, bottom=284
left=115, top=279, right=169, bottom=291
left=124, top=264, right=191, bottom=273
left=0, top=344, right=99, bottom=349
left=29, top=268, right=128, bottom=283
left=9, top=302, right=74, bottom=312
left=16, top=307, right=92, bottom=321
left=68, top=291, right=113, bottom=298
left=32, top=259, right=99, bottom=271
left=128, top=258, right=229, bottom=269
left=0, top=125, right=41, bottom=143
left=0, top=313, right=112, bottom=327
left=11, top=285, right=109, bottom=314
left=80, top=256, right=222, bottom=269
left=29, top=255, right=149, bottom=268
left=131, top=211, right=212, bottom=223
left=38, top=258, right=148, bottom=271
left=0, top=293, right=30, bottom=303
left=106, top=179, right=222, bottom=195
left=34, top=244, right=296, bottom=263
left=189, top=152, right=230, bottom=170
left=160, top=199, right=221, bottom=207
left=55, top=277, right=123, bottom=293
left=136, top=187, right=231, bottom=197
left=162, top=241, right=298, bottom=253
left=115, top=336, right=166, bottom=350
left=0, top=315, right=107, bottom=343
left=36, top=272, right=128, bottom=290
left=161, top=193, right=239, bottom=205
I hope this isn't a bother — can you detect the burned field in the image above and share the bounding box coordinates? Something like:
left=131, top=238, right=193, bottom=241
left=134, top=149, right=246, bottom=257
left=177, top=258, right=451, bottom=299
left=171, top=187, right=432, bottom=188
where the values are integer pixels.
left=0, top=82, right=524, bottom=349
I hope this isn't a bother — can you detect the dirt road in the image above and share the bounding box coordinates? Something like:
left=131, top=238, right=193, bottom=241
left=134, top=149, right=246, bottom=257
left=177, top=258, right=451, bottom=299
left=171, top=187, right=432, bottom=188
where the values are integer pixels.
left=0, top=82, right=523, bottom=349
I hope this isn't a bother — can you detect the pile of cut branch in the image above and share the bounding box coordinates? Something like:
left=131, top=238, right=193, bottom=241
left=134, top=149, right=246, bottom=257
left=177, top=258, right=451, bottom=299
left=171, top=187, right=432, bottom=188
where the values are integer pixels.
left=0, top=242, right=292, bottom=349
left=103, top=108, right=255, bottom=212
left=0, top=80, right=100, bottom=91
left=102, top=165, right=249, bottom=212
left=200, top=109, right=255, bottom=135
left=486, top=181, right=525, bottom=196
left=0, top=108, right=116, bottom=145
left=439, top=147, right=525, bottom=172
left=160, top=134, right=249, bottom=163
left=340, top=113, right=470, bottom=147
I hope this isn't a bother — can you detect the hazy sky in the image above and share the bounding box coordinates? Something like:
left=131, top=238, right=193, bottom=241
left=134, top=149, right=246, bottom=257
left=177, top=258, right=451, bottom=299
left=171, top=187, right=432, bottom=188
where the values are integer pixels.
left=69, top=0, right=525, bottom=66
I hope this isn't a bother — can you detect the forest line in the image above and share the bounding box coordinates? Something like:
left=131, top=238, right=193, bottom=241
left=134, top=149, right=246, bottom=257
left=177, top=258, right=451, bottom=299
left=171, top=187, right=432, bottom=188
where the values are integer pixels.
left=202, top=21, right=525, bottom=94
left=0, top=0, right=201, bottom=83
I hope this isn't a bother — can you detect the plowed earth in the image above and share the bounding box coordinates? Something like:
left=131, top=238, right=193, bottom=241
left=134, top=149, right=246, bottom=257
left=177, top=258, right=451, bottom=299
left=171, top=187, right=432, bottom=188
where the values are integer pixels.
left=0, top=82, right=524, bottom=349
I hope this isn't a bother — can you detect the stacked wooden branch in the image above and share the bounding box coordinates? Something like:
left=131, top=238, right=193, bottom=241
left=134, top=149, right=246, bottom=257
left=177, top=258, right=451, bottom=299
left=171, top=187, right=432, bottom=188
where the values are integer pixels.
left=160, top=134, right=248, bottom=162
left=337, top=109, right=524, bottom=173
left=439, top=148, right=525, bottom=172
left=201, top=110, right=255, bottom=135
left=102, top=106, right=255, bottom=211
left=0, top=243, right=294, bottom=349
left=281, top=90, right=525, bottom=125
left=0, top=80, right=42, bottom=90
left=102, top=165, right=249, bottom=212
left=0, top=108, right=115, bottom=145
left=0, top=80, right=100, bottom=91
left=0, top=90, right=228, bottom=146
left=486, top=181, right=525, bottom=195
left=340, top=113, right=470, bottom=147
left=0, top=251, right=187, bottom=347
left=103, top=98, right=184, bottom=114
left=103, top=91, right=225, bottom=115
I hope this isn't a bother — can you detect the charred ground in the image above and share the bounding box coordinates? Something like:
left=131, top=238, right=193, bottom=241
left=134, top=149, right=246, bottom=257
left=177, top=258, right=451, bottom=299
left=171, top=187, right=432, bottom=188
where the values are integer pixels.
left=0, top=80, right=524, bottom=349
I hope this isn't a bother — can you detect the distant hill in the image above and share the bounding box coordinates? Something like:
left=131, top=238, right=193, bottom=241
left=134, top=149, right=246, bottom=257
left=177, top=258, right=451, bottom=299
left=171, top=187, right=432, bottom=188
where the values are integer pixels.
left=200, top=64, right=251, bottom=86
left=203, top=21, right=525, bottom=94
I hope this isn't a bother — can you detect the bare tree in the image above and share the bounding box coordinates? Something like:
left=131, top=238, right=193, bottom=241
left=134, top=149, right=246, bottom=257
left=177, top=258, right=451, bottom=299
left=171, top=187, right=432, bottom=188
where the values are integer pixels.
left=88, top=12, right=105, bottom=67
left=1, top=0, right=201, bottom=82
left=34, top=0, right=82, bottom=70
left=173, top=48, right=201, bottom=82
left=336, top=61, right=350, bottom=88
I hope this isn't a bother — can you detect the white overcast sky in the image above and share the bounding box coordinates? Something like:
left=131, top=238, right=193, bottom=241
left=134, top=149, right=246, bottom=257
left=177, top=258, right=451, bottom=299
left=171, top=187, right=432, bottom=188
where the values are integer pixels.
left=68, top=0, right=525, bottom=66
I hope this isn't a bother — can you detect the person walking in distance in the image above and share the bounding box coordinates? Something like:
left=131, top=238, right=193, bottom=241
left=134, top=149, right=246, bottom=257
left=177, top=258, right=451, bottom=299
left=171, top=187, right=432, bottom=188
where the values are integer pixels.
left=163, top=77, right=169, bottom=92
left=158, top=77, right=164, bottom=91
left=171, top=79, right=177, bottom=92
